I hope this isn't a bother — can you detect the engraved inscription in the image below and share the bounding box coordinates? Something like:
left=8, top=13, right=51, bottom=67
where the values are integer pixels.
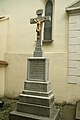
left=29, top=59, right=45, bottom=81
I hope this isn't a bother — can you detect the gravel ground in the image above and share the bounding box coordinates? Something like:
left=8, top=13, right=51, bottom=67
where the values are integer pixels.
left=0, top=98, right=17, bottom=120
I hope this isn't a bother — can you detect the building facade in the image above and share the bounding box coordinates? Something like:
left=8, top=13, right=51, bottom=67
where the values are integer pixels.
left=0, top=0, right=80, bottom=103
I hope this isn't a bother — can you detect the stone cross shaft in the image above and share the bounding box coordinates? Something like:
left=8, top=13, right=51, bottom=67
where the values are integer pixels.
left=30, top=9, right=51, bottom=57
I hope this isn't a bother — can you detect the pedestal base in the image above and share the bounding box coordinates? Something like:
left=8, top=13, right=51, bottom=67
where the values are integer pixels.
left=9, top=109, right=60, bottom=120
left=9, top=57, right=60, bottom=120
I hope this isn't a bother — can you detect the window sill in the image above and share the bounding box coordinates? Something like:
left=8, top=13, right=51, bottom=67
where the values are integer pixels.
left=43, top=40, right=53, bottom=44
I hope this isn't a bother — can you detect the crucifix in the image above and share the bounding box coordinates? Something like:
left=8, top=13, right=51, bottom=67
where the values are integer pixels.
left=30, top=9, right=51, bottom=57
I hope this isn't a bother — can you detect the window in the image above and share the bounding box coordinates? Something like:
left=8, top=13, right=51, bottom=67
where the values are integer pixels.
left=43, top=0, right=53, bottom=43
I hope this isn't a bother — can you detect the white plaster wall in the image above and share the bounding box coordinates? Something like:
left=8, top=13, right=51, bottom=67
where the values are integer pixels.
left=0, top=19, right=9, bottom=97
left=0, top=0, right=80, bottom=103
left=4, top=53, right=28, bottom=97
left=0, top=19, right=9, bottom=59
left=0, top=0, right=46, bottom=54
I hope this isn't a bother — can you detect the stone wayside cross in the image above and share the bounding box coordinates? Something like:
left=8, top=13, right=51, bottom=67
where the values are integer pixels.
left=9, top=9, right=60, bottom=120
left=30, top=9, right=51, bottom=57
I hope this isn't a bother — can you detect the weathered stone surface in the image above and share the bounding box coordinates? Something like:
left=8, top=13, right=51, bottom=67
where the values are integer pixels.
left=17, top=102, right=55, bottom=117
left=19, top=94, right=54, bottom=107
left=27, top=57, right=49, bottom=82
left=22, top=90, right=53, bottom=97
left=9, top=109, right=60, bottom=120
left=33, top=51, right=43, bottom=57
left=28, top=59, right=45, bottom=80
left=24, top=81, right=51, bottom=92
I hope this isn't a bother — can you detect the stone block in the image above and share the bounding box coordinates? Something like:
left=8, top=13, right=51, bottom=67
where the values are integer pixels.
left=69, top=15, right=78, bottom=23
left=76, top=101, right=80, bottom=120
left=69, top=37, right=80, bottom=45
left=68, top=61, right=78, bottom=68
left=69, top=53, right=78, bottom=61
left=9, top=109, right=60, bottom=120
left=24, top=81, right=51, bottom=92
left=69, top=31, right=80, bottom=38
left=33, top=51, right=43, bottom=57
left=22, top=90, right=53, bottom=97
left=19, top=93, right=54, bottom=107
left=69, top=22, right=80, bottom=30
left=69, top=45, right=78, bottom=53
left=68, top=75, right=78, bottom=83
left=68, top=68, right=77, bottom=76
left=17, top=102, right=55, bottom=117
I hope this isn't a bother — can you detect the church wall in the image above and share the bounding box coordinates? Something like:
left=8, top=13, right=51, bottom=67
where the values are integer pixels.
left=4, top=53, right=28, bottom=98
left=0, top=19, right=9, bottom=59
left=5, top=52, right=80, bottom=103
left=0, top=0, right=80, bottom=103
left=0, top=0, right=45, bottom=54
left=0, top=18, right=9, bottom=97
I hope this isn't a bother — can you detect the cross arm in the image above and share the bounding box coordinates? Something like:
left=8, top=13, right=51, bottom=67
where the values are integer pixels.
left=30, top=16, right=51, bottom=24
left=30, top=18, right=37, bottom=24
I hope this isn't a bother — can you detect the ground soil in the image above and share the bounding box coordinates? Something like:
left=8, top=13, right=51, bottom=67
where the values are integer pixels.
left=0, top=98, right=17, bottom=120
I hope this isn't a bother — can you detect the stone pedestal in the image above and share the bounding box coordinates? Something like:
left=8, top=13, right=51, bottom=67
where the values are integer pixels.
left=9, top=57, right=60, bottom=120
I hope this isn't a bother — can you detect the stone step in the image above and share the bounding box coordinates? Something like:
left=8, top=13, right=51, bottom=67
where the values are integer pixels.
left=9, top=109, right=60, bottom=120
left=19, top=93, right=54, bottom=107
left=22, top=90, right=53, bottom=97
left=17, top=102, right=56, bottom=117
left=24, top=80, right=51, bottom=92
left=76, top=101, right=80, bottom=120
